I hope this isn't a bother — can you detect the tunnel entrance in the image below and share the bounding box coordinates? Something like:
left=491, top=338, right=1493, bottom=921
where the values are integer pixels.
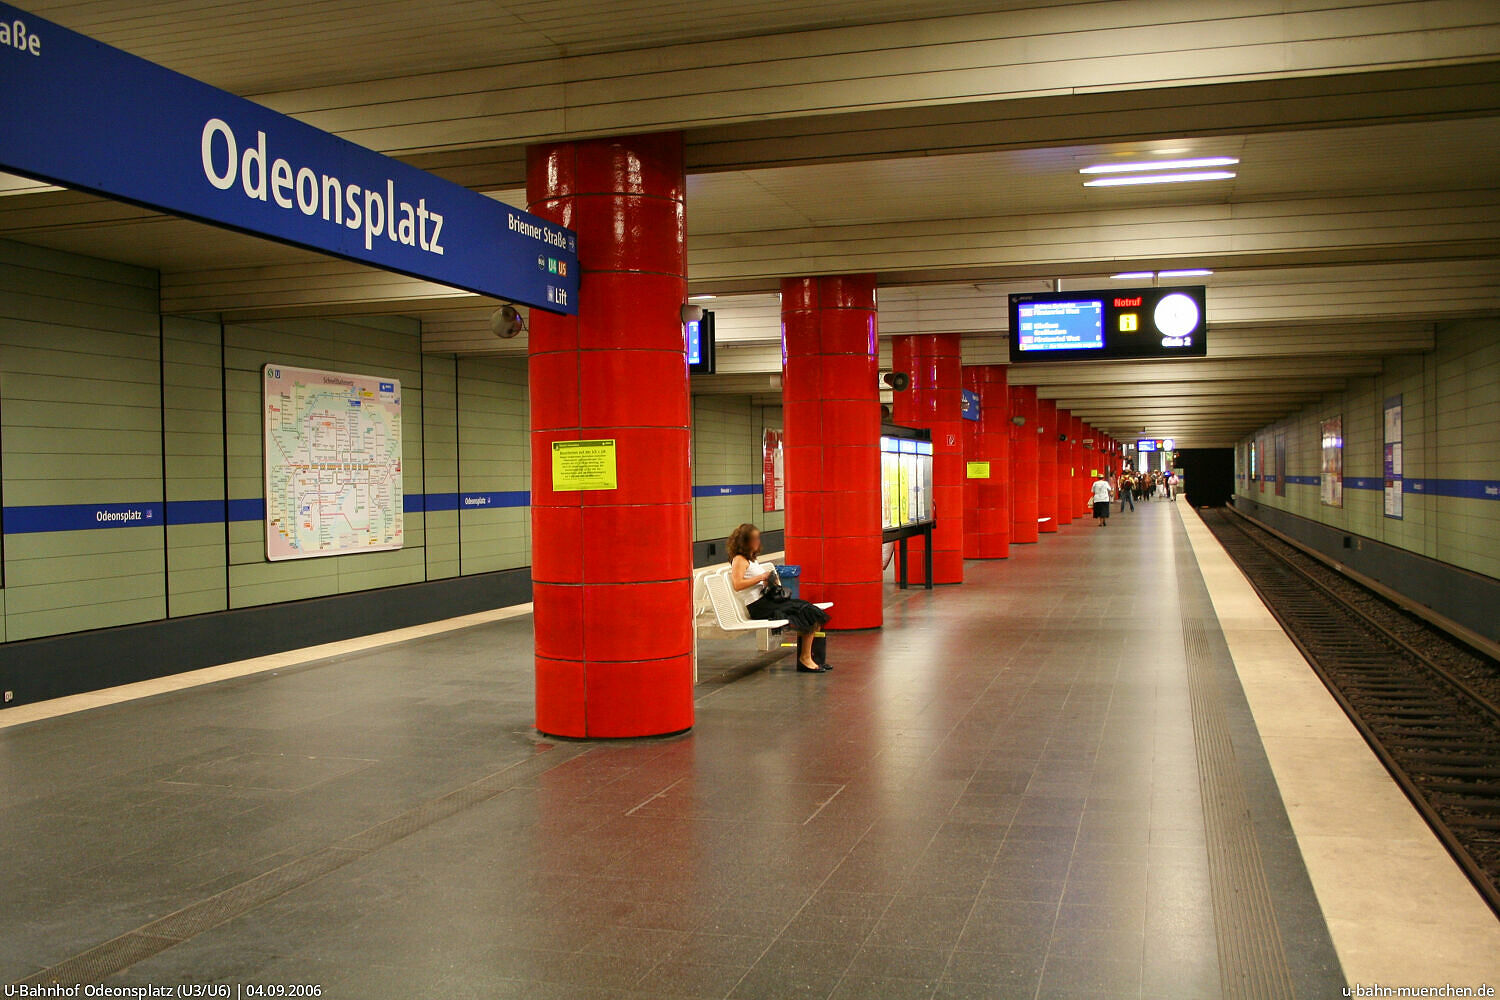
left=1177, top=448, right=1234, bottom=506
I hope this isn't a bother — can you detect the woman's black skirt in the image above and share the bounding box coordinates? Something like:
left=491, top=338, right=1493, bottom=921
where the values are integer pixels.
left=747, top=595, right=830, bottom=632
left=1093, top=500, right=1110, bottom=519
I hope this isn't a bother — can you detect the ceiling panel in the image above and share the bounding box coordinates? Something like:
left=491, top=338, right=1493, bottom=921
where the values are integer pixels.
left=20, top=0, right=1015, bottom=94
left=687, top=118, right=1500, bottom=235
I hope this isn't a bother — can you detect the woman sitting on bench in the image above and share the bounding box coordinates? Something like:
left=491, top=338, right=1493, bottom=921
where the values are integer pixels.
left=727, top=522, right=831, bottom=674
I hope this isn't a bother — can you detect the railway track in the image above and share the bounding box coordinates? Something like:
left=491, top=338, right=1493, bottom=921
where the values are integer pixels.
left=1200, top=507, right=1500, bottom=917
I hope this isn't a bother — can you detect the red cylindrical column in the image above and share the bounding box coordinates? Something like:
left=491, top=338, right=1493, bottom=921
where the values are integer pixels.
left=892, top=334, right=964, bottom=584
left=1055, top=408, right=1076, bottom=526
left=782, top=275, right=883, bottom=629
left=1074, top=413, right=1086, bottom=524
left=1081, top=419, right=1096, bottom=511
left=961, top=365, right=1010, bottom=559
left=1072, top=417, right=1090, bottom=518
left=1036, top=398, right=1059, bottom=534
left=527, top=133, right=692, bottom=739
left=1009, top=384, right=1039, bottom=544
left=1080, top=423, right=1093, bottom=487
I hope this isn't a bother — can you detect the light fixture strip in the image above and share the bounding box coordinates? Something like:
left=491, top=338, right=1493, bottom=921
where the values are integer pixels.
left=1083, top=171, right=1236, bottom=187
left=1080, top=156, right=1239, bottom=175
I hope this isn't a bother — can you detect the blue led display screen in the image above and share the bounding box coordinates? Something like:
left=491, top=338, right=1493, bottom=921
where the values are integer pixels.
left=1015, top=300, right=1105, bottom=352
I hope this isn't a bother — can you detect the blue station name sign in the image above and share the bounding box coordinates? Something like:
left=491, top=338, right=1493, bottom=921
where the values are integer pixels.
left=0, top=4, right=578, bottom=314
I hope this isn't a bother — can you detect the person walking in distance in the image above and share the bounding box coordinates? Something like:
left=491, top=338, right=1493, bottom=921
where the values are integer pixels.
left=1090, top=473, right=1114, bottom=527
left=1117, top=471, right=1135, bottom=513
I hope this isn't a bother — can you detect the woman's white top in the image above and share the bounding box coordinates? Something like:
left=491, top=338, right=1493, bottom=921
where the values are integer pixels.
left=735, top=558, right=767, bottom=608
left=1090, top=479, right=1113, bottom=502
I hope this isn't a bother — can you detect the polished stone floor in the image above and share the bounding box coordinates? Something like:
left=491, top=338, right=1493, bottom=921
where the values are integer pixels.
left=1, top=503, right=1343, bottom=998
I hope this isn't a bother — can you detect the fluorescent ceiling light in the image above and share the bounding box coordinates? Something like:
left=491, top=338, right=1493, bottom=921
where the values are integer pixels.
left=689, top=294, right=717, bottom=300
left=1158, top=269, right=1213, bottom=277
left=1110, top=272, right=1154, bottom=280
left=1084, top=171, right=1236, bottom=187
left=1080, top=157, right=1239, bottom=175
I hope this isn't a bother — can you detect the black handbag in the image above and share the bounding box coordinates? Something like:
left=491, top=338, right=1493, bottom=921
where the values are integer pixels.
left=760, top=565, right=790, bottom=601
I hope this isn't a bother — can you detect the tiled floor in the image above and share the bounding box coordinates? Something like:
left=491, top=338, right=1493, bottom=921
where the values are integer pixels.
left=3, top=502, right=1347, bottom=998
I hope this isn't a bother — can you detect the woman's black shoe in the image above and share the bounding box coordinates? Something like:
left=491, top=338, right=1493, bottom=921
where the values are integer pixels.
left=797, top=663, right=827, bottom=673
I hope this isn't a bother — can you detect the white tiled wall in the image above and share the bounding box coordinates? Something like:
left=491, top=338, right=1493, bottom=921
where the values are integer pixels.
left=1238, top=319, right=1500, bottom=580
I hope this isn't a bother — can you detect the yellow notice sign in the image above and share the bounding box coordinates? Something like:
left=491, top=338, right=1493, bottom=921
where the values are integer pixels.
left=966, top=461, right=991, bottom=479
left=551, top=439, right=617, bottom=491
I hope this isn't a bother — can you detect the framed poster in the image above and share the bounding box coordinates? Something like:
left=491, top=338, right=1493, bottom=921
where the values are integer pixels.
left=762, top=429, right=784, bottom=512
left=1383, top=397, right=1403, bottom=519
left=1274, top=434, right=1287, bottom=497
left=1320, top=416, right=1343, bottom=507
left=263, top=364, right=402, bottom=561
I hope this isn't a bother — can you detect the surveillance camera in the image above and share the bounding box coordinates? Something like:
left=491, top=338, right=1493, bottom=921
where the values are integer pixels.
left=882, top=371, right=911, bottom=392
left=1010, top=415, right=1026, bottom=426
left=681, top=303, right=704, bottom=324
left=490, top=305, right=525, bottom=339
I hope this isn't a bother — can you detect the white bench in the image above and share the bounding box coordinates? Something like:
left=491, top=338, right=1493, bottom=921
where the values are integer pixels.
left=700, top=566, right=833, bottom=653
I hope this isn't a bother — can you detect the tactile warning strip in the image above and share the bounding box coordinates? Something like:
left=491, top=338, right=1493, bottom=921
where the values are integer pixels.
left=15, top=743, right=588, bottom=988
left=1184, top=617, right=1299, bottom=1000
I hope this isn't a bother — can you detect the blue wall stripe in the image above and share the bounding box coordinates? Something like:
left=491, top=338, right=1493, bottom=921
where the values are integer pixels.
left=1406, top=478, right=1500, bottom=500
left=1243, top=477, right=1500, bottom=497
left=457, top=491, right=530, bottom=509
left=227, top=498, right=265, bottom=521
left=165, top=499, right=225, bottom=525
left=693, top=483, right=764, bottom=498
left=30, top=478, right=1491, bottom=534
left=0, top=493, right=535, bottom=532
left=4, top=502, right=165, bottom=534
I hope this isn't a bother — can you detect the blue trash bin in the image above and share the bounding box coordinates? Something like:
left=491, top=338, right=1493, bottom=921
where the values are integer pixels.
left=777, top=564, right=802, bottom=600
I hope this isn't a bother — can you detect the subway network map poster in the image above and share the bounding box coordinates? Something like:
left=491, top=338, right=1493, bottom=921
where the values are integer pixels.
left=263, top=364, right=404, bottom=561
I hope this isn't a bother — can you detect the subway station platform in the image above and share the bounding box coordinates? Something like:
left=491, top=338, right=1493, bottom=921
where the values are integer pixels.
left=3, top=502, right=1497, bottom=998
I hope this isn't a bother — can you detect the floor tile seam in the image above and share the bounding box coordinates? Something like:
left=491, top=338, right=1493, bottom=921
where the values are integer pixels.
left=1026, top=800, right=1090, bottom=1000
left=13, top=742, right=592, bottom=987
left=727, top=816, right=889, bottom=999
left=934, top=804, right=1026, bottom=990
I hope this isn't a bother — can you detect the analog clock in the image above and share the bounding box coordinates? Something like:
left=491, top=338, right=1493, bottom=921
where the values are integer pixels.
left=1153, top=293, right=1200, bottom=338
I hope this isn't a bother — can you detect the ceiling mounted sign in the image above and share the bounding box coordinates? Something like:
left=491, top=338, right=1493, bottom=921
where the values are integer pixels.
left=1008, top=286, right=1206, bottom=362
left=0, top=2, right=578, bottom=314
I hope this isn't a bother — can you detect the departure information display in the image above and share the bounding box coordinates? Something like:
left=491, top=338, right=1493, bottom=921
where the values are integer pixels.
left=1015, top=300, right=1104, bottom=352
left=1009, top=286, right=1207, bottom=362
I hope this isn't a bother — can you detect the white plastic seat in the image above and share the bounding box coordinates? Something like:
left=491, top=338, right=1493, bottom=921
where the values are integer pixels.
left=701, top=567, right=834, bottom=652
left=703, top=567, right=785, bottom=651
